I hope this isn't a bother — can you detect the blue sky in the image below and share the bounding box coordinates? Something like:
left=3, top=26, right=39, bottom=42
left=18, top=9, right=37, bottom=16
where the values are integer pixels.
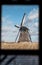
left=1, top=5, right=39, bottom=42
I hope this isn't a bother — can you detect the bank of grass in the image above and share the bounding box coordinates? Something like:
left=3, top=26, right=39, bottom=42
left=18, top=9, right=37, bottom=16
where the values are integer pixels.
left=1, top=42, right=39, bottom=50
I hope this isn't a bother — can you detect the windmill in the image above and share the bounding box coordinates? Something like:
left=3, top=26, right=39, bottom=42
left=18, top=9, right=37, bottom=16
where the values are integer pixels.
left=15, top=13, right=32, bottom=42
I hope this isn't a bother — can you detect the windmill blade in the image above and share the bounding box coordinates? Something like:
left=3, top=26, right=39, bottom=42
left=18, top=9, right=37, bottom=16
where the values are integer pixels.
left=20, top=13, right=26, bottom=26
left=28, top=31, right=32, bottom=42
left=14, top=25, right=20, bottom=28
left=29, top=33, right=32, bottom=42
left=15, top=30, right=20, bottom=42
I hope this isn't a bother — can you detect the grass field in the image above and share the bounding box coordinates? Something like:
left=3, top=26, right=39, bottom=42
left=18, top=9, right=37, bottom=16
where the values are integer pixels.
left=1, top=42, right=39, bottom=50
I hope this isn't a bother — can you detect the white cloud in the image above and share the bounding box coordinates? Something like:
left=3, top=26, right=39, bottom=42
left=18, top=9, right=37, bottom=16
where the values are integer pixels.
left=30, top=30, right=38, bottom=35
left=31, top=35, right=38, bottom=42
left=2, top=16, right=18, bottom=31
left=34, top=22, right=38, bottom=27
left=2, top=32, right=17, bottom=42
left=2, top=26, right=18, bottom=32
left=28, top=8, right=39, bottom=20
left=1, top=16, right=18, bottom=42
left=2, top=17, right=5, bottom=22
left=2, top=15, right=10, bottom=22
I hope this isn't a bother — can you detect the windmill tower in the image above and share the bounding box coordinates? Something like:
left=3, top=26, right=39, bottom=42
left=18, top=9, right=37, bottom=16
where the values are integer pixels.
left=15, top=13, right=32, bottom=42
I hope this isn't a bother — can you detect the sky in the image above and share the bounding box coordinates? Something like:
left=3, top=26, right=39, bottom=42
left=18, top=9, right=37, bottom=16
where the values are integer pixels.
left=1, top=5, right=39, bottom=42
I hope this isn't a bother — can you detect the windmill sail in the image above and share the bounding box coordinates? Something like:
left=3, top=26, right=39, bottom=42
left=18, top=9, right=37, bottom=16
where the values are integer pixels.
left=20, top=13, right=26, bottom=26
left=28, top=31, right=32, bottom=42
left=22, top=14, right=27, bottom=26
left=15, top=30, right=20, bottom=42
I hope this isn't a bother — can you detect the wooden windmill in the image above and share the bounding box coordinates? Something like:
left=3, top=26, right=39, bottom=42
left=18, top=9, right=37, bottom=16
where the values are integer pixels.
left=15, top=13, right=32, bottom=42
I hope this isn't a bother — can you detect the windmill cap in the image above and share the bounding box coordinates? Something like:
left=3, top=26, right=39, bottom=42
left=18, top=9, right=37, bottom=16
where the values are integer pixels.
left=20, top=26, right=29, bottom=30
